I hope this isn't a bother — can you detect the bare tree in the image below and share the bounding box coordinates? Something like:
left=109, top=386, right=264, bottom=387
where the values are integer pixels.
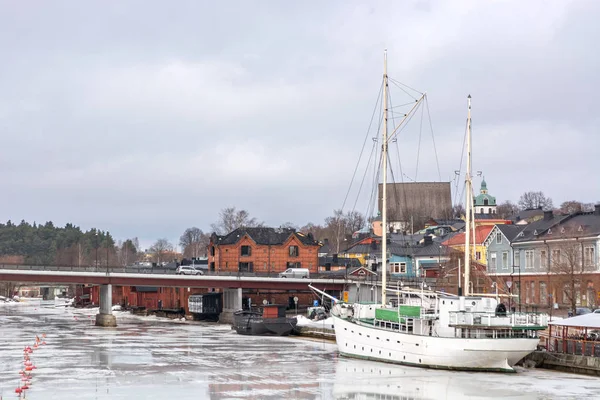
left=496, top=201, right=520, bottom=219
left=518, top=191, right=553, bottom=211
left=180, top=227, right=210, bottom=258
left=210, top=207, right=262, bottom=235
left=150, top=238, right=173, bottom=264
left=299, top=222, right=327, bottom=241
left=278, top=222, right=298, bottom=230
left=549, top=240, right=592, bottom=313
left=345, top=211, right=366, bottom=233
left=323, top=210, right=367, bottom=253
left=452, top=204, right=466, bottom=219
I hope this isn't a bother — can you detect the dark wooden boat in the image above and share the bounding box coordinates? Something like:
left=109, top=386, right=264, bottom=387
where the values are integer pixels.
left=233, top=305, right=297, bottom=336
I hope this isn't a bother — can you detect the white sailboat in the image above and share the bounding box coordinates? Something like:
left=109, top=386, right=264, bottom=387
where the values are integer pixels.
left=329, top=51, right=548, bottom=372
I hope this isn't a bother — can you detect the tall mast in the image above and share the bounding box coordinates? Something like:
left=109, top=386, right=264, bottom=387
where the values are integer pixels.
left=381, top=50, right=389, bottom=306
left=464, top=95, right=472, bottom=296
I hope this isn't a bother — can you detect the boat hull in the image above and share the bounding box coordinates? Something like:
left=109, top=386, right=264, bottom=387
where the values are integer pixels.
left=233, top=311, right=297, bottom=336
left=332, top=314, right=538, bottom=372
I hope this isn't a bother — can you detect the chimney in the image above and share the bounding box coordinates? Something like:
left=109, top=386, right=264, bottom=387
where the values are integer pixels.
left=423, top=235, right=433, bottom=245
left=324, top=238, right=329, bottom=245
left=595, top=204, right=600, bottom=216
left=544, top=210, right=553, bottom=221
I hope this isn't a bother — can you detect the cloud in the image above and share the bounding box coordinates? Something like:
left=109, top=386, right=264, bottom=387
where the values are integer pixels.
left=0, top=0, right=599, bottom=246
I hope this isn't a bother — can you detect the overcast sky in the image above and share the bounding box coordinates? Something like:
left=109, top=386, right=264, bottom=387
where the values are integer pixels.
left=1, top=1, right=599, bottom=250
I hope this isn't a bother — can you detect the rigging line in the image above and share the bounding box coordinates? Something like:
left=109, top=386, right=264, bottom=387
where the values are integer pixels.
left=340, top=79, right=384, bottom=211
left=389, top=88, right=417, bottom=237
left=425, top=95, right=442, bottom=182
left=387, top=77, right=424, bottom=96
left=364, top=151, right=383, bottom=229
left=453, top=117, right=469, bottom=207
left=388, top=79, right=418, bottom=101
left=388, top=89, right=411, bottom=250
left=414, top=99, right=425, bottom=181
left=387, top=95, right=425, bottom=143
left=390, top=102, right=417, bottom=109
left=351, top=139, right=378, bottom=216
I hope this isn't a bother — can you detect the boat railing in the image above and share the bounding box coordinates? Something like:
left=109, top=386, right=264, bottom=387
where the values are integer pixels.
left=448, top=311, right=548, bottom=328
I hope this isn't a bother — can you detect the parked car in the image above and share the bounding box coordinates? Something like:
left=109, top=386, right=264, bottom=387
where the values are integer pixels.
left=176, top=266, right=203, bottom=276
left=594, top=309, right=600, bottom=314
left=278, top=268, right=310, bottom=279
left=568, top=307, right=592, bottom=317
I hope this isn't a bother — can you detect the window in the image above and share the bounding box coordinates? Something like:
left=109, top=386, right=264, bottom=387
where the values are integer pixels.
left=540, top=250, right=547, bottom=269
left=489, top=253, right=497, bottom=270
left=584, top=246, right=595, bottom=267
left=502, top=252, right=508, bottom=269
left=210, top=246, right=215, bottom=256
left=475, top=251, right=481, bottom=261
left=286, top=262, right=301, bottom=269
left=540, top=282, right=547, bottom=305
left=241, top=246, right=251, bottom=256
left=238, top=262, right=254, bottom=272
left=496, top=232, right=502, bottom=244
left=289, top=245, right=299, bottom=257
left=484, top=199, right=489, bottom=206
left=391, top=262, right=407, bottom=274
left=525, top=250, right=534, bottom=269
left=552, top=249, right=561, bottom=265
left=514, top=250, right=520, bottom=267
left=562, top=284, right=570, bottom=304
left=530, top=281, right=536, bottom=304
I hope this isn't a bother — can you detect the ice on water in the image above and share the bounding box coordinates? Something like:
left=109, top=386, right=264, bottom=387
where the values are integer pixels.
left=1, top=300, right=599, bottom=399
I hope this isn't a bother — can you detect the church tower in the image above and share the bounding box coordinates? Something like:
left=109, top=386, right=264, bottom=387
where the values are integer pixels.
left=473, top=178, right=497, bottom=214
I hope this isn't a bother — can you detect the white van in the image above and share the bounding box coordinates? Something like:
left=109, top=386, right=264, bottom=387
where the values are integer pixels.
left=278, top=268, right=310, bottom=279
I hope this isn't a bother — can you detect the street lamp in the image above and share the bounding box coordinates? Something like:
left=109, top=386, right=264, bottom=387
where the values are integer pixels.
left=95, top=231, right=99, bottom=271
left=512, top=264, right=521, bottom=313
left=507, top=279, right=513, bottom=312
left=106, top=231, right=110, bottom=275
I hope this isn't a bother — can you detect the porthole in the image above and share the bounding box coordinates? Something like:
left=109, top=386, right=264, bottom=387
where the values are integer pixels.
left=419, top=359, right=422, bottom=363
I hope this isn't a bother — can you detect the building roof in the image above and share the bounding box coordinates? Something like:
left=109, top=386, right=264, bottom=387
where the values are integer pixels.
left=413, top=241, right=451, bottom=257
left=512, top=213, right=572, bottom=242
left=443, top=225, right=495, bottom=246
left=213, top=227, right=319, bottom=246
left=495, top=224, right=525, bottom=242
left=511, top=208, right=545, bottom=223
left=549, top=314, right=600, bottom=329
left=318, top=256, right=362, bottom=268
left=513, top=210, right=600, bottom=243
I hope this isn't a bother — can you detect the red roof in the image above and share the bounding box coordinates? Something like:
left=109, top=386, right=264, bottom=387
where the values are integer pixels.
left=443, top=225, right=494, bottom=246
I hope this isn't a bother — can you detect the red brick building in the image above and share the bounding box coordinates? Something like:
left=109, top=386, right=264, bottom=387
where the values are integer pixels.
left=208, top=227, right=320, bottom=274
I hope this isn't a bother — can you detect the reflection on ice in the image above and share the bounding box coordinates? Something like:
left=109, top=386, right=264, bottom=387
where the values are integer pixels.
left=1, top=301, right=600, bottom=400
left=333, top=359, right=536, bottom=400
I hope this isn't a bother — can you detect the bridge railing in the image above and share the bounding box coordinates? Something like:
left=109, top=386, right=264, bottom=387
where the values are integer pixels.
left=0, top=264, right=350, bottom=279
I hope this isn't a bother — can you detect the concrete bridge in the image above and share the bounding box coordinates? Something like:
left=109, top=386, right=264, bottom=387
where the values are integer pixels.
left=0, top=266, right=348, bottom=327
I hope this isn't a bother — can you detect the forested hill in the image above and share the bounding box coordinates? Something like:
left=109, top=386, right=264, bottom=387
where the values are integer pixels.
left=0, top=220, right=131, bottom=266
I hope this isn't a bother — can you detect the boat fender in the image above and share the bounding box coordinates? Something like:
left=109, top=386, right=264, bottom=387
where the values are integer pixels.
left=495, top=303, right=507, bottom=317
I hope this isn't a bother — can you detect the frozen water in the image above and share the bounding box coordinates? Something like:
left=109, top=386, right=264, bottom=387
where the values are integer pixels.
left=1, top=300, right=599, bottom=399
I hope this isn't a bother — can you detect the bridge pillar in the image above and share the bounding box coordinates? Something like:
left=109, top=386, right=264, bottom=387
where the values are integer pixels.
left=219, top=288, right=242, bottom=324
left=95, top=284, right=117, bottom=327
